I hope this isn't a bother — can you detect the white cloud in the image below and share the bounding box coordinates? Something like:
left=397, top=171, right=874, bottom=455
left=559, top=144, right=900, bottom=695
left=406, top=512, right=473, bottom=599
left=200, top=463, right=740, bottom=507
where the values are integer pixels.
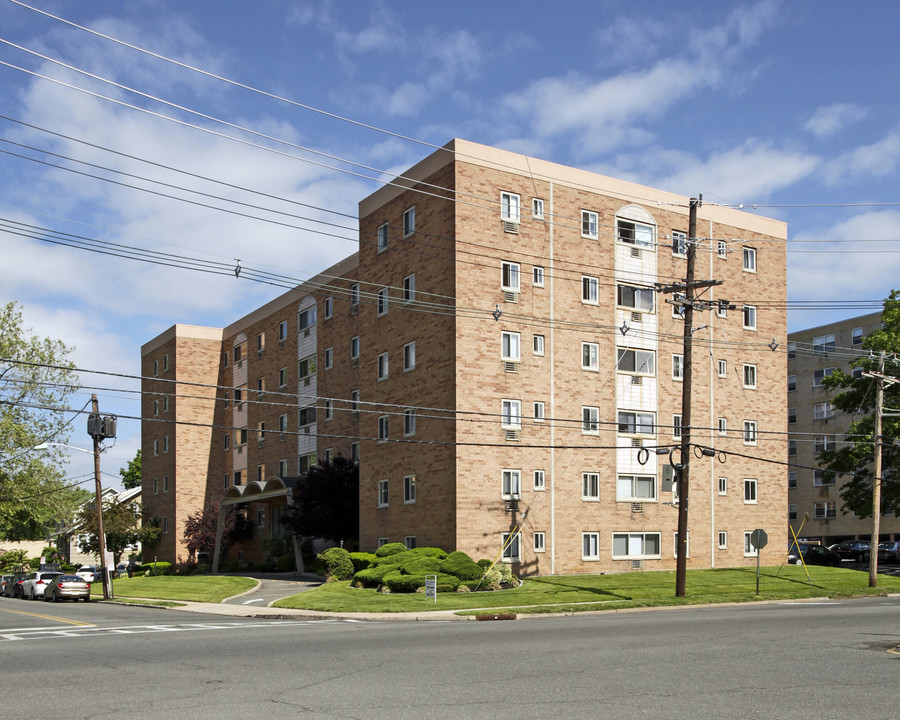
left=804, top=103, right=868, bottom=139
left=821, top=127, right=900, bottom=184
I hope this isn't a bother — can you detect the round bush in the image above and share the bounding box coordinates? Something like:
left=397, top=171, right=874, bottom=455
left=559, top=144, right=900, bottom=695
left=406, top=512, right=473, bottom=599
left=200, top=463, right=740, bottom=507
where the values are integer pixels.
left=374, top=542, right=407, bottom=558
left=349, top=552, right=377, bottom=572
left=398, top=556, right=441, bottom=575
left=318, top=547, right=354, bottom=580
left=354, top=563, right=398, bottom=587
left=440, top=551, right=484, bottom=581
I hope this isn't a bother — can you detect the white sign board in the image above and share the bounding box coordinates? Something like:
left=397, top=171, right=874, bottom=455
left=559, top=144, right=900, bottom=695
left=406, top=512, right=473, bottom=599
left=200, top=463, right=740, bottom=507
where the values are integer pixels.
left=424, top=575, right=437, bottom=603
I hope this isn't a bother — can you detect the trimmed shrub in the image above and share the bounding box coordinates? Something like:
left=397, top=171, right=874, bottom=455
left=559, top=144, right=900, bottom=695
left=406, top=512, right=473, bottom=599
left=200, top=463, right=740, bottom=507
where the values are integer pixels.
left=410, top=547, right=448, bottom=560
left=439, top=551, right=483, bottom=581
left=318, top=547, right=354, bottom=580
left=349, top=552, right=377, bottom=572
left=382, top=570, right=459, bottom=593
left=374, top=542, right=407, bottom=558
left=398, top=556, right=441, bottom=575
left=354, top=563, right=397, bottom=587
left=477, top=559, right=492, bottom=569
left=140, top=561, right=172, bottom=576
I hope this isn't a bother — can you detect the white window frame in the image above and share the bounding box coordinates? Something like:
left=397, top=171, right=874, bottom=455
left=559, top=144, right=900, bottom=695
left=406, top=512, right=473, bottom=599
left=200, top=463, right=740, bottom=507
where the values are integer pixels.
left=717, top=239, right=727, bottom=258
left=718, top=417, right=727, bottom=436
left=404, top=475, right=416, bottom=504
left=743, top=420, right=758, bottom=446
left=324, top=399, right=333, bottom=421
left=617, top=348, right=656, bottom=376
left=403, top=341, right=416, bottom=372
left=377, top=287, right=389, bottom=316
left=323, top=296, right=333, bottom=319
left=582, top=275, right=599, bottom=304
left=534, top=532, right=546, bottom=552
left=718, top=477, right=727, bottom=495
left=377, top=222, right=389, bottom=252
left=673, top=414, right=682, bottom=440
left=718, top=531, right=728, bottom=549
left=743, top=478, right=758, bottom=504
left=404, top=408, right=416, bottom=437
left=324, top=347, right=333, bottom=370
left=533, top=334, right=545, bottom=356
left=617, top=218, right=655, bottom=249
left=377, top=351, right=389, bottom=381
left=581, top=210, right=599, bottom=239
left=377, top=479, right=389, bottom=508
left=813, top=367, right=835, bottom=387
left=814, top=401, right=834, bottom=420
left=501, top=261, right=521, bottom=292
left=672, top=354, right=684, bottom=381
left=617, top=284, right=655, bottom=313
left=672, top=230, right=687, bottom=257
left=532, top=266, right=545, bottom=287
left=501, top=331, right=521, bottom=362
left=582, top=472, right=600, bottom=501
left=378, top=415, right=389, bottom=443
left=788, top=374, right=797, bottom=392
left=852, top=326, right=863, bottom=345
left=618, top=410, right=656, bottom=437
left=612, top=532, right=661, bottom=559
left=742, top=305, right=757, bottom=330
left=402, top=206, right=415, bottom=237
left=582, top=406, right=599, bottom=435
left=582, top=532, right=600, bottom=561
left=533, top=470, right=546, bottom=491
left=502, top=469, right=522, bottom=500
left=532, top=197, right=544, bottom=219
left=744, top=532, right=758, bottom=557
left=501, top=532, right=521, bottom=563
left=533, top=401, right=545, bottom=422
left=616, top=474, right=656, bottom=502
left=743, top=363, right=757, bottom=389
left=350, top=336, right=360, bottom=363
left=403, top=274, right=415, bottom=304
left=582, top=342, right=600, bottom=371
left=501, top=399, right=522, bottom=429
left=501, top=192, right=521, bottom=223
left=742, top=246, right=757, bottom=272
left=718, top=359, right=727, bottom=378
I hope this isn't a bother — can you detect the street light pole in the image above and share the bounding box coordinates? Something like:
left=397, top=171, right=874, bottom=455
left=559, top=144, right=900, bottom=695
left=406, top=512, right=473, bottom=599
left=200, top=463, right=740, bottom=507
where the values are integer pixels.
left=91, top=394, right=111, bottom=601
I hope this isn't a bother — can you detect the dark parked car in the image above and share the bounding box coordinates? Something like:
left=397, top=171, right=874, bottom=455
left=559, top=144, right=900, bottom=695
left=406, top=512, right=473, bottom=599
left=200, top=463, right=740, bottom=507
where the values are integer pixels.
left=828, top=540, right=870, bottom=562
left=3, top=572, right=28, bottom=598
left=788, top=542, right=841, bottom=567
left=0, top=574, right=11, bottom=595
left=43, top=574, right=91, bottom=602
left=876, top=541, right=900, bottom=563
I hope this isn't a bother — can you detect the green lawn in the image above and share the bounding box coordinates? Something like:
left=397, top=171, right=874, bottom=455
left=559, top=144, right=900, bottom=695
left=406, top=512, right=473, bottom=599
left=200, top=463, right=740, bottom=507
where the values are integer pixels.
left=100, top=575, right=257, bottom=603
left=272, top=566, right=900, bottom=615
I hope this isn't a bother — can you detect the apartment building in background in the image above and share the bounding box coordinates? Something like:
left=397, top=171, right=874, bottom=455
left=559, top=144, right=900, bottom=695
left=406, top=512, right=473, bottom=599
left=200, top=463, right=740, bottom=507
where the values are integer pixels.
left=787, top=312, right=899, bottom=544
left=142, top=138, right=788, bottom=574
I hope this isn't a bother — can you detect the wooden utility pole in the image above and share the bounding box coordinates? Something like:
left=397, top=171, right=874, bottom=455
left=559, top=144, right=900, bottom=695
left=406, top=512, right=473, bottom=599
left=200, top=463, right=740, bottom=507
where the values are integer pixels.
left=675, top=197, right=700, bottom=597
left=91, top=394, right=111, bottom=600
left=869, top=351, right=885, bottom=588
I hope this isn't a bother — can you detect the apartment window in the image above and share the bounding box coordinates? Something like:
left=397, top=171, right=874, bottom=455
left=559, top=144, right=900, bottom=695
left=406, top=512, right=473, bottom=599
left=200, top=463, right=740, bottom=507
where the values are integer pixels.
left=234, top=470, right=242, bottom=486
left=278, top=320, right=288, bottom=343
left=298, top=405, right=316, bottom=427
left=350, top=442, right=359, bottom=464
left=163, top=436, right=169, bottom=453
left=377, top=222, right=389, bottom=252
left=223, top=433, right=230, bottom=450
left=743, top=420, right=758, bottom=445
left=718, top=417, right=727, bottom=436
left=323, top=297, right=333, bottom=320
left=350, top=389, right=359, bottom=415
left=153, top=359, right=158, bottom=377
left=582, top=342, right=600, bottom=371
left=617, top=474, right=655, bottom=501
left=815, top=435, right=835, bottom=453
left=788, top=504, right=798, bottom=521
left=501, top=532, right=521, bottom=563
left=234, top=428, right=247, bottom=447
left=788, top=374, right=797, bottom=392
left=814, top=402, right=834, bottom=420
left=672, top=292, right=686, bottom=319
left=404, top=408, right=416, bottom=436
left=403, top=274, right=415, bottom=303
left=533, top=470, right=546, bottom=491
left=618, top=218, right=654, bottom=248
left=582, top=275, right=599, bottom=304
left=323, top=399, right=333, bottom=421
left=377, top=537, right=389, bottom=548
left=718, top=360, right=727, bottom=378
left=814, top=469, right=835, bottom=486
left=813, top=367, right=835, bottom=387
left=502, top=469, right=522, bottom=500
left=153, top=399, right=159, bottom=416
left=377, top=287, right=389, bottom=316
left=672, top=230, right=687, bottom=257
left=533, top=401, right=545, bottom=422
left=815, top=501, right=837, bottom=519
left=718, top=477, right=727, bottom=495
left=501, top=399, right=522, bottom=429
left=501, top=331, right=521, bottom=362
left=377, top=479, right=389, bottom=508
left=618, top=411, right=655, bottom=436
left=788, top=407, right=796, bottom=424
left=742, top=247, right=757, bottom=272
left=298, top=355, right=317, bottom=381
left=615, top=347, right=655, bottom=375
left=378, top=415, right=389, bottom=442
left=404, top=475, right=416, bottom=504
left=744, top=478, right=758, bottom=504
left=788, top=471, right=797, bottom=488
left=324, top=347, right=333, bottom=370
left=533, top=335, right=545, bottom=356
left=617, top=284, right=655, bottom=312
left=532, top=266, right=545, bottom=287
left=744, top=532, right=758, bottom=557
left=717, top=240, right=727, bottom=258
left=672, top=354, right=684, bottom=381
left=673, top=531, right=690, bottom=559
left=787, top=341, right=796, bottom=359
left=163, top=396, right=168, bottom=412
left=222, top=350, right=229, bottom=368
left=223, top=474, right=229, bottom=490
left=716, top=299, right=728, bottom=319
left=278, top=367, right=287, bottom=388
left=742, top=305, right=757, bottom=330
left=403, top=341, right=416, bottom=371
left=532, top=198, right=544, bottom=219
left=402, top=206, right=415, bottom=237
left=299, top=307, right=316, bottom=333
left=256, top=376, right=266, bottom=397
left=813, top=333, right=835, bottom=353
left=582, top=532, right=600, bottom=560
left=256, top=464, right=265, bottom=483
left=278, top=459, right=287, bottom=477
left=163, top=475, right=170, bottom=492
left=324, top=448, right=333, bottom=464
left=223, top=391, right=230, bottom=409
left=852, top=326, right=863, bottom=345
left=500, top=192, right=520, bottom=222
left=350, top=336, right=360, bottom=364
left=582, top=406, right=599, bottom=434
left=350, top=283, right=360, bottom=311
left=234, top=386, right=245, bottom=411
left=582, top=210, right=599, bottom=239
left=743, top=364, right=757, bottom=389
left=534, top=532, right=546, bottom=552
left=582, top=472, right=600, bottom=500
left=612, top=532, right=661, bottom=559
left=153, top=439, right=159, bottom=457
left=257, top=421, right=266, bottom=440
left=153, top=478, right=158, bottom=495
left=718, top=532, right=728, bottom=549
left=673, top=414, right=682, bottom=440
left=501, top=261, right=520, bottom=292
left=279, top=414, right=288, bottom=433
left=162, top=516, right=168, bottom=534
left=377, top=352, right=389, bottom=380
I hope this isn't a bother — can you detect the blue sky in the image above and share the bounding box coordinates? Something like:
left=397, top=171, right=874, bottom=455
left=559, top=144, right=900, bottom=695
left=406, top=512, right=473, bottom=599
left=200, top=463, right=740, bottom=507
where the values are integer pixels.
left=2, top=0, right=900, bottom=486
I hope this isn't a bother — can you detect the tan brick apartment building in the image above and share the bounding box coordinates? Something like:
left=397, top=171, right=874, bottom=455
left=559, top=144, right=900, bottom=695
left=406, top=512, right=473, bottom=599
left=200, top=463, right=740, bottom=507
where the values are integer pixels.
left=142, top=139, right=788, bottom=575
left=788, top=312, right=899, bottom=544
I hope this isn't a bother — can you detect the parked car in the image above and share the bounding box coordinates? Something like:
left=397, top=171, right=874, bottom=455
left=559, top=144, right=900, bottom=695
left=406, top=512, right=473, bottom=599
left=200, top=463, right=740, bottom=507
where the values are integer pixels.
left=828, top=540, right=870, bottom=562
left=0, top=574, right=11, bottom=595
left=42, top=574, right=91, bottom=602
left=876, top=541, right=900, bottom=563
left=75, top=566, right=103, bottom=583
left=788, top=542, right=842, bottom=567
left=3, top=572, right=29, bottom=598
left=20, top=571, right=64, bottom=600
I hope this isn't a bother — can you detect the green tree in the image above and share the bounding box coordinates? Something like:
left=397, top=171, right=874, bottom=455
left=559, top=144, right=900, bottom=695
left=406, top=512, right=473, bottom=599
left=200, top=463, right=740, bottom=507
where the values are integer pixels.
left=76, top=498, right=160, bottom=567
left=119, top=449, right=142, bottom=490
left=0, top=301, right=84, bottom=540
left=282, top=455, right=359, bottom=545
left=821, top=290, right=900, bottom=517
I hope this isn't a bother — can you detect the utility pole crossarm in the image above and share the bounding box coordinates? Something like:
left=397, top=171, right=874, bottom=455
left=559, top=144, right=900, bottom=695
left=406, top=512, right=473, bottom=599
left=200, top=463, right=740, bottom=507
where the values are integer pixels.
left=656, top=279, right=723, bottom=295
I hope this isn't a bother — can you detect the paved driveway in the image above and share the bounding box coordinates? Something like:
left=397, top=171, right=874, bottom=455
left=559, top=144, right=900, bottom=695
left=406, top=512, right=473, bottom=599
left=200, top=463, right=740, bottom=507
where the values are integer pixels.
left=221, top=574, right=323, bottom=607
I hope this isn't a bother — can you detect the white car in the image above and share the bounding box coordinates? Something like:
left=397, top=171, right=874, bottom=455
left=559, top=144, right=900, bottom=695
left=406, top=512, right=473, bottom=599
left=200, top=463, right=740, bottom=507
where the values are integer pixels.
left=20, top=571, right=64, bottom=600
left=75, top=566, right=103, bottom=583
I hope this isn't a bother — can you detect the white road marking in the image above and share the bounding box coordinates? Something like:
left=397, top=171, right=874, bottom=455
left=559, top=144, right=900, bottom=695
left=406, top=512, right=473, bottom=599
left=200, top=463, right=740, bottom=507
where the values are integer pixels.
left=242, top=598, right=266, bottom=604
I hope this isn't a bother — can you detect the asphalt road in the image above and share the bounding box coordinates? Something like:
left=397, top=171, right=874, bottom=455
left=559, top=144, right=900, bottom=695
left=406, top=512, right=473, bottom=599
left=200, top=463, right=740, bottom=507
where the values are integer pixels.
left=1, top=593, right=898, bottom=719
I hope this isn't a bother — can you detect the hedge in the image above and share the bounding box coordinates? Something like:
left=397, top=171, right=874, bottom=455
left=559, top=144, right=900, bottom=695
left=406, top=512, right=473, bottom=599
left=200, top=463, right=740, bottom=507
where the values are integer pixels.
left=374, top=542, right=407, bottom=558
left=398, top=556, right=441, bottom=575
left=318, top=547, right=354, bottom=580
left=349, top=552, right=377, bottom=572
left=381, top=570, right=459, bottom=593
left=140, top=561, right=172, bottom=576
left=439, top=551, right=484, bottom=581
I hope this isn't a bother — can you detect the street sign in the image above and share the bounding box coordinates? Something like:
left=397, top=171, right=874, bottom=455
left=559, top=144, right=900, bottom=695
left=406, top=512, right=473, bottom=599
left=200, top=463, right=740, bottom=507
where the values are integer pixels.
left=750, top=529, right=768, bottom=550
left=424, top=575, right=437, bottom=603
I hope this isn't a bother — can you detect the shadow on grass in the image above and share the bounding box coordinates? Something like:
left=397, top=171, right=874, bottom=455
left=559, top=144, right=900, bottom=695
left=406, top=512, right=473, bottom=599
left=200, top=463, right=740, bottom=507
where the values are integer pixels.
left=714, top=566, right=826, bottom=590
left=526, top=576, right=633, bottom=601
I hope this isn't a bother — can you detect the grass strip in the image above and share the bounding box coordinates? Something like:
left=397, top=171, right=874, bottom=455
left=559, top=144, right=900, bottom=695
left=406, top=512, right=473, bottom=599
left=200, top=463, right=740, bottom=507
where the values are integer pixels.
left=95, top=575, right=257, bottom=603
